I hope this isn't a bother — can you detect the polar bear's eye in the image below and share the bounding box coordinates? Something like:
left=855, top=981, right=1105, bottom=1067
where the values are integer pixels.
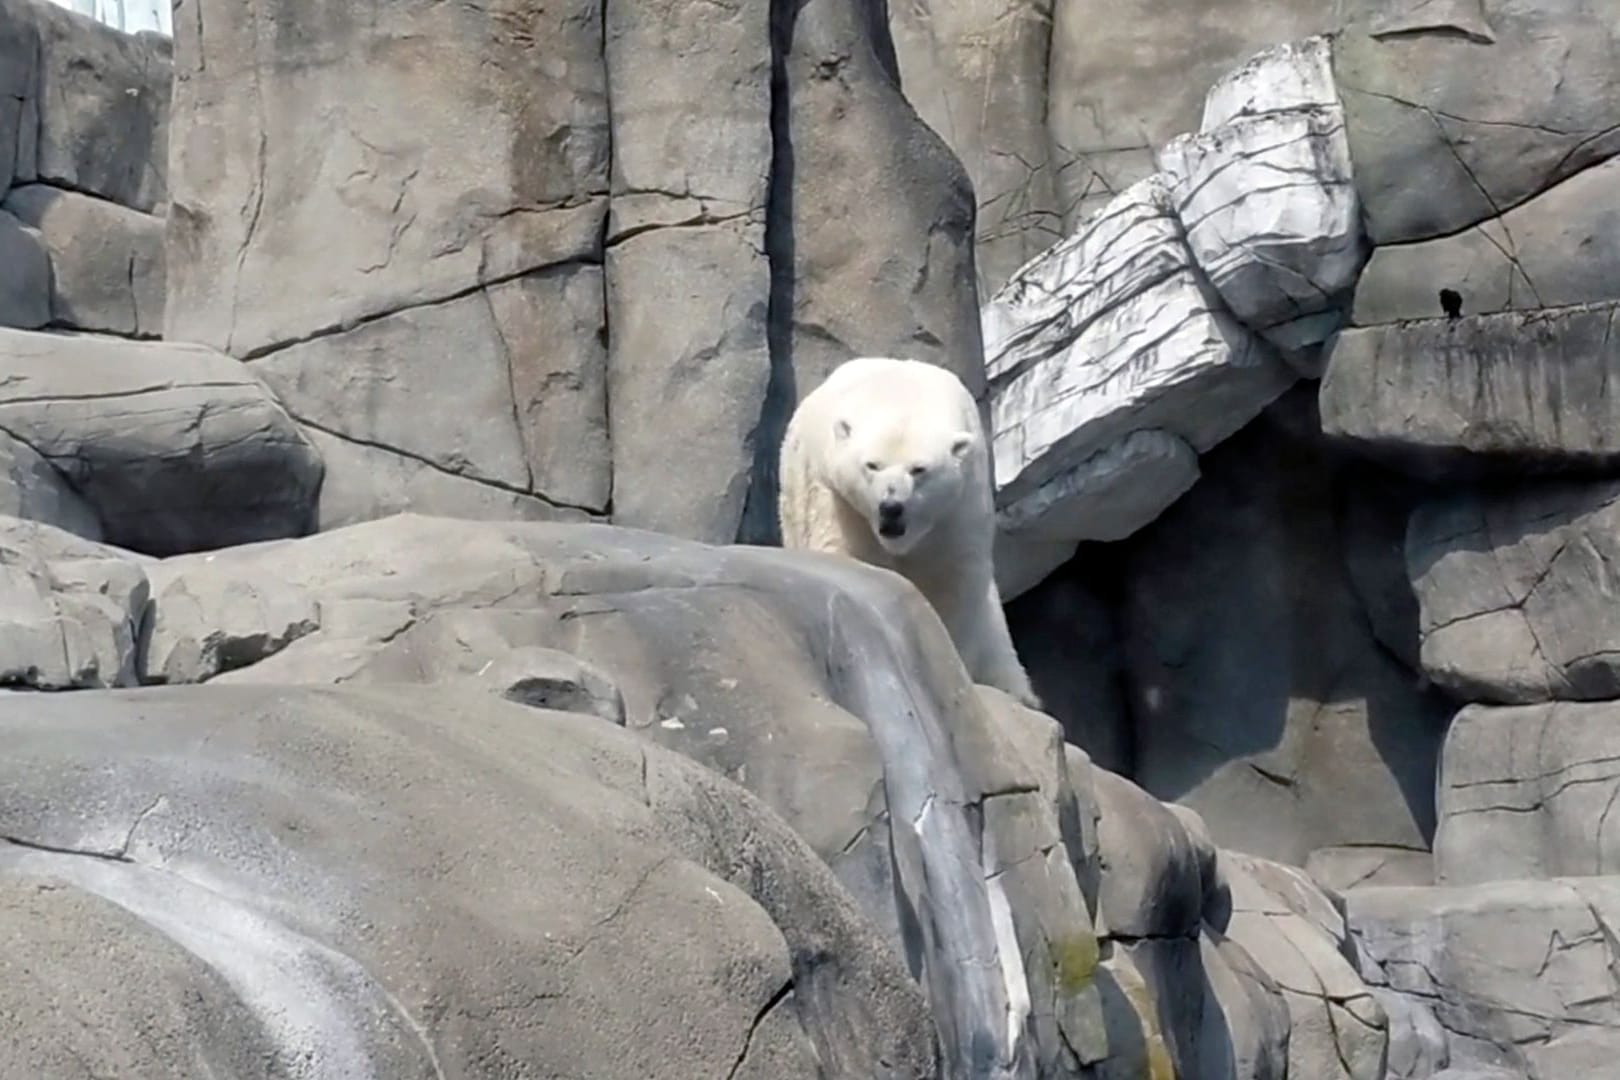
left=864, top=461, right=881, bottom=472
left=909, top=465, right=927, bottom=477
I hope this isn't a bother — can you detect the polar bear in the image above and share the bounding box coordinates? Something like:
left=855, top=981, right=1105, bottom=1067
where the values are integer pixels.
left=777, top=356, right=1040, bottom=708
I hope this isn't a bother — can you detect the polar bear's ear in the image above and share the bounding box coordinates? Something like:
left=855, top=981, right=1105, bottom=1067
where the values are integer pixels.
left=833, top=418, right=852, bottom=441
left=950, top=432, right=976, bottom=459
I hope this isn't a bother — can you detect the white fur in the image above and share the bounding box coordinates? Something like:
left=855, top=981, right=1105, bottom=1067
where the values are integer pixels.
left=778, top=356, right=1040, bottom=708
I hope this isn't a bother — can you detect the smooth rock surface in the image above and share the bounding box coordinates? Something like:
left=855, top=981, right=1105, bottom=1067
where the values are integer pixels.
left=1348, top=877, right=1620, bottom=1078
left=0, top=684, right=938, bottom=1079
left=4, top=183, right=165, bottom=337
left=1353, top=156, right=1620, bottom=326
left=1435, top=700, right=1620, bottom=886
left=1335, top=0, right=1620, bottom=245
left=0, top=430, right=101, bottom=538
left=0, top=515, right=148, bottom=690
left=1121, top=391, right=1451, bottom=865
left=1407, top=478, right=1620, bottom=704
left=0, top=328, right=323, bottom=555
left=0, top=209, right=50, bottom=329
left=1320, top=303, right=1620, bottom=478
left=131, top=513, right=1048, bottom=1075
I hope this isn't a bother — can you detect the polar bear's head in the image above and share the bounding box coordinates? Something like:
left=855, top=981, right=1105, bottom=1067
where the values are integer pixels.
left=830, top=411, right=977, bottom=556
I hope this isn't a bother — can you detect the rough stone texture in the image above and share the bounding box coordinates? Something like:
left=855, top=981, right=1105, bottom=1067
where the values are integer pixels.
left=1005, top=550, right=1133, bottom=775
left=603, top=0, right=771, bottom=543
left=0, top=1, right=34, bottom=192
left=1320, top=302, right=1620, bottom=479
left=0, top=877, right=293, bottom=1078
left=1349, top=877, right=1620, bottom=1079
left=249, top=270, right=609, bottom=525
left=888, top=0, right=1061, bottom=294
left=1306, top=846, right=1433, bottom=892
left=1216, top=852, right=1390, bottom=1080
left=1341, top=464, right=1429, bottom=672
left=23, top=0, right=172, bottom=212
left=0, top=209, right=51, bottom=330
left=1435, top=700, right=1620, bottom=887
left=1046, top=0, right=1337, bottom=228
left=4, top=183, right=165, bottom=337
left=1334, top=0, right=1620, bottom=246
left=0, top=430, right=101, bottom=538
left=986, top=175, right=1296, bottom=557
left=1158, top=36, right=1367, bottom=349
left=0, top=684, right=938, bottom=1079
left=0, top=515, right=148, bottom=690
left=0, top=327, right=323, bottom=555
left=1121, top=390, right=1452, bottom=866
left=1353, top=156, right=1620, bottom=327
left=1407, top=478, right=1620, bottom=705
left=128, top=513, right=1057, bottom=1075
left=1091, top=765, right=1211, bottom=940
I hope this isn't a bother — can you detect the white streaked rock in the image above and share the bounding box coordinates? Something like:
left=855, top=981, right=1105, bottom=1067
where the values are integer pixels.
left=1201, top=35, right=1340, bottom=129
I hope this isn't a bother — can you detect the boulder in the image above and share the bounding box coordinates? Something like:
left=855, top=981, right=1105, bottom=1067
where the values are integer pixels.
left=21, top=0, right=172, bottom=212
left=1046, top=0, right=1337, bottom=228
left=0, top=0, right=34, bottom=192
left=1348, top=877, right=1620, bottom=1078
left=1435, top=701, right=1620, bottom=886
left=602, top=0, right=771, bottom=543
left=1158, top=37, right=1367, bottom=350
left=986, top=175, right=1295, bottom=568
left=0, top=515, right=148, bottom=690
left=3, top=184, right=165, bottom=337
left=0, top=684, right=937, bottom=1078
left=1352, top=156, right=1620, bottom=326
left=1120, top=392, right=1451, bottom=865
left=0, top=328, right=323, bottom=555
left=129, top=512, right=1051, bottom=1074
left=1334, top=0, right=1620, bottom=245
left=1406, top=478, right=1620, bottom=704
left=1320, top=302, right=1620, bottom=478
left=1216, top=852, right=1389, bottom=1080
left=887, top=0, right=1061, bottom=294
left=0, top=210, right=50, bottom=329
left=1305, top=846, right=1433, bottom=892
left=0, top=430, right=101, bottom=538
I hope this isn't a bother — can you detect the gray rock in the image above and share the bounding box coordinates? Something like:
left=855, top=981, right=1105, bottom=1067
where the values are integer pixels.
left=1121, top=392, right=1451, bottom=864
left=763, top=0, right=986, bottom=439
left=0, top=684, right=937, bottom=1078
left=249, top=269, right=610, bottom=521
left=1046, top=0, right=1337, bottom=228
left=130, top=512, right=1051, bottom=1075
left=25, top=0, right=171, bottom=212
left=1435, top=700, right=1620, bottom=886
left=1353, top=156, right=1620, bottom=326
left=4, top=184, right=165, bottom=337
left=1407, top=478, right=1620, bottom=704
left=0, top=1, right=36, bottom=191
left=606, top=224, right=769, bottom=543
left=1006, top=553, right=1133, bottom=775
left=165, top=0, right=608, bottom=359
left=1340, top=464, right=1428, bottom=671
left=1334, top=0, right=1620, bottom=245
left=888, top=0, right=1061, bottom=294
left=0, top=515, right=148, bottom=690
left=0, top=210, right=50, bottom=329
left=0, top=877, right=292, bottom=1078
left=602, top=0, right=771, bottom=544
left=1320, top=302, right=1620, bottom=478
left=1305, top=846, right=1433, bottom=892
left=0, top=327, right=323, bottom=555
left=1091, top=765, right=1212, bottom=940
left=1348, top=877, right=1620, bottom=1078
left=0, top=430, right=101, bottom=539
left=1217, top=851, right=1389, bottom=1080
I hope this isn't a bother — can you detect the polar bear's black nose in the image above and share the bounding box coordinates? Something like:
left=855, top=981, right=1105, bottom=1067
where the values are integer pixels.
left=877, top=499, right=906, bottom=536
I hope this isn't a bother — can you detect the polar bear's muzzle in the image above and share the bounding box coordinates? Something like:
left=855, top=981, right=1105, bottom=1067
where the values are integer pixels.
left=877, top=499, right=907, bottom=538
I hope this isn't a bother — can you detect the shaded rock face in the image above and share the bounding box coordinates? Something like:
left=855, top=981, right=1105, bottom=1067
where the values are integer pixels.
left=0, top=685, right=938, bottom=1079
left=1117, top=390, right=1451, bottom=866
